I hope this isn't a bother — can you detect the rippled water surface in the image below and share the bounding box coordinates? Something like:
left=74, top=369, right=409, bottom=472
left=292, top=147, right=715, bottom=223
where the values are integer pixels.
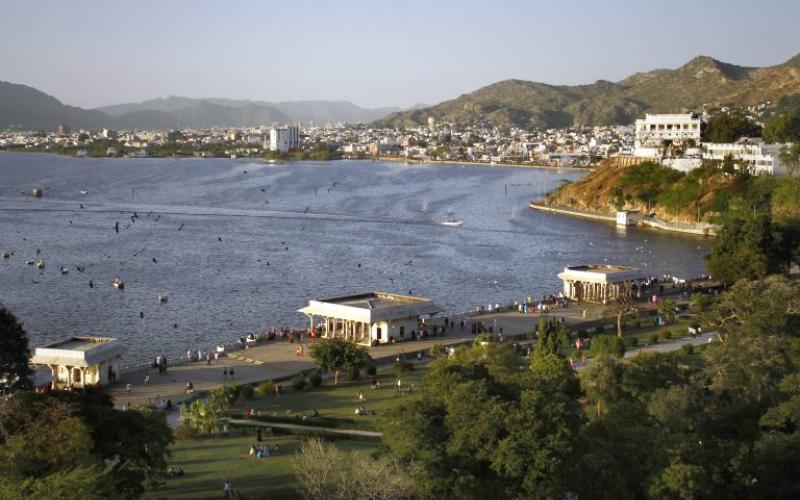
left=0, top=153, right=710, bottom=363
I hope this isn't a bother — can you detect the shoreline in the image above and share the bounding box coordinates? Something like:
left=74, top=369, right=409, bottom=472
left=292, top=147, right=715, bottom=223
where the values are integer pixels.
left=1, top=149, right=594, bottom=172
left=528, top=201, right=720, bottom=238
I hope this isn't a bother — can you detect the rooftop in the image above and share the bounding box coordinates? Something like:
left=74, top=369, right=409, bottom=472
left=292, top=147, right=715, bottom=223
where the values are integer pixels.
left=566, top=264, right=636, bottom=275
left=31, top=336, right=124, bottom=367
left=299, top=291, right=441, bottom=323
left=317, top=292, right=430, bottom=310
left=558, top=264, right=646, bottom=284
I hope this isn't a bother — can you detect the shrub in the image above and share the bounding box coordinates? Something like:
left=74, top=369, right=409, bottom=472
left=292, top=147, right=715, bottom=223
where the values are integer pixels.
left=174, top=422, right=200, bottom=440
left=309, top=372, right=323, bottom=387
left=239, top=384, right=255, bottom=401
left=680, top=344, right=695, bottom=355
left=365, top=364, right=377, bottom=376
left=649, top=333, right=659, bottom=344
left=594, top=326, right=605, bottom=335
left=348, top=367, right=361, bottom=381
left=255, top=380, right=275, bottom=397
left=660, top=330, right=673, bottom=341
left=395, top=359, right=414, bottom=373
left=291, top=375, right=307, bottom=391
left=429, top=344, right=446, bottom=359
left=589, top=334, right=626, bottom=358
left=625, top=336, right=639, bottom=347
left=474, top=333, right=492, bottom=345
left=633, top=320, right=642, bottom=329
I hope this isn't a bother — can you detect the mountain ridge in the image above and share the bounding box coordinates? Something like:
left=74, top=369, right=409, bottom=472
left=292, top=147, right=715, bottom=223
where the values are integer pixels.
left=0, top=82, right=403, bottom=130
left=374, top=52, right=800, bottom=129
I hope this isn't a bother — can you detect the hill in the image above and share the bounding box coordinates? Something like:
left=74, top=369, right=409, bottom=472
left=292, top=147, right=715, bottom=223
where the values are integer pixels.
left=0, top=83, right=402, bottom=131
left=0, top=81, right=111, bottom=130
left=545, top=157, right=800, bottom=226
left=375, top=53, right=800, bottom=129
left=97, top=97, right=398, bottom=125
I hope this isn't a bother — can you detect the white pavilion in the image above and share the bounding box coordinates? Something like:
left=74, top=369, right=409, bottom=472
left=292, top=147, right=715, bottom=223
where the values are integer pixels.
left=299, top=291, right=441, bottom=345
left=31, top=336, right=125, bottom=389
left=557, top=264, right=647, bottom=304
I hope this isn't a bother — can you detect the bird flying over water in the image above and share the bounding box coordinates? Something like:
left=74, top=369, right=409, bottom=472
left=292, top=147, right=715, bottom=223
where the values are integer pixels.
left=178, top=223, right=185, bottom=231
left=152, top=257, right=158, bottom=263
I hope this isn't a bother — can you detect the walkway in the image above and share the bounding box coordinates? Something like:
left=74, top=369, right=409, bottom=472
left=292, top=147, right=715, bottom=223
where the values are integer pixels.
left=225, top=418, right=383, bottom=439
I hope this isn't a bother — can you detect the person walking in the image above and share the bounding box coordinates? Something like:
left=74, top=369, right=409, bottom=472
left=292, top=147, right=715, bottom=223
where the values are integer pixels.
left=223, top=480, right=233, bottom=499
left=223, top=367, right=228, bottom=379
left=229, top=367, right=235, bottom=379
left=144, top=374, right=150, bottom=386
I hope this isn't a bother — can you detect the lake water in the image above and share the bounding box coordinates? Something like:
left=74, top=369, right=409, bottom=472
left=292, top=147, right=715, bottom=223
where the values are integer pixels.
left=0, top=153, right=710, bottom=364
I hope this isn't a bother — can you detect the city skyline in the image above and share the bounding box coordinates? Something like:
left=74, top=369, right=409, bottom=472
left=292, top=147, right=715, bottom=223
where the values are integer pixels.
left=2, top=0, right=800, bottom=109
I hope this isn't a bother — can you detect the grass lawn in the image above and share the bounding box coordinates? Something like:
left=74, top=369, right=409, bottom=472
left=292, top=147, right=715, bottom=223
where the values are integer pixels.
left=144, top=432, right=380, bottom=500
left=238, top=366, right=429, bottom=431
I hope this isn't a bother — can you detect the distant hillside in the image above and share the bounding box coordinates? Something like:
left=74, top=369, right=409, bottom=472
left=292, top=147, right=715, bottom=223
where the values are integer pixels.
left=0, top=83, right=402, bottom=131
left=98, top=97, right=398, bottom=125
left=375, top=53, right=800, bottom=129
left=0, top=81, right=111, bottom=130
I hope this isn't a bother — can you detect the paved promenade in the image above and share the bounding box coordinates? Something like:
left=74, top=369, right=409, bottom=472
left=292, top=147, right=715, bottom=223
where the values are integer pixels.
left=104, top=297, right=676, bottom=410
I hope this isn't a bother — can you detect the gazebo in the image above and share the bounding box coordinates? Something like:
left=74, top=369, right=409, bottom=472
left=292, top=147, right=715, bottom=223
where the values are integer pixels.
left=557, top=264, right=646, bottom=304
left=299, top=291, right=441, bottom=345
left=31, top=336, right=125, bottom=389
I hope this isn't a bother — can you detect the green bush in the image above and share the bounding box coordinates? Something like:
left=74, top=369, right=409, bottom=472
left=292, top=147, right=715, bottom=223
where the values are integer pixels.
left=291, top=375, right=307, bottom=391
left=633, top=320, right=642, bottom=329
left=255, top=380, right=275, bottom=397
left=474, top=333, right=492, bottom=345
left=594, top=326, right=605, bottom=335
left=395, top=359, right=414, bottom=373
left=660, top=330, right=673, bottom=341
left=365, top=364, right=377, bottom=376
left=174, top=422, right=200, bottom=440
left=308, top=372, right=323, bottom=387
left=589, top=335, right=626, bottom=358
left=649, top=333, right=659, bottom=344
left=680, top=344, right=695, bottom=355
left=625, top=336, right=639, bottom=347
left=348, top=367, right=361, bottom=381
left=239, top=384, right=255, bottom=401
left=429, top=344, right=446, bottom=359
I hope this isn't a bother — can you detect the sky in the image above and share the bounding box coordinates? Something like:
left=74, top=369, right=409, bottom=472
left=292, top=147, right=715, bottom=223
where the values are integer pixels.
left=2, top=0, right=799, bottom=109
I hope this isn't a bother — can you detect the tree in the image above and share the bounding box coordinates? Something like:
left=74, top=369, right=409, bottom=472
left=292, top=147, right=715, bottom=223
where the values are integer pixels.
left=702, top=275, right=799, bottom=341
left=0, top=308, right=33, bottom=396
left=379, top=344, right=583, bottom=499
left=180, top=399, right=220, bottom=435
left=293, top=438, right=417, bottom=500
left=706, top=213, right=788, bottom=284
left=658, top=299, right=678, bottom=323
left=704, top=112, right=761, bottom=143
left=604, top=282, right=637, bottom=337
left=779, top=141, right=800, bottom=176
left=763, top=113, right=800, bottom=143
left=589, top=335, right=626, bottom=359
left=309, top=338, right=372, bottom=385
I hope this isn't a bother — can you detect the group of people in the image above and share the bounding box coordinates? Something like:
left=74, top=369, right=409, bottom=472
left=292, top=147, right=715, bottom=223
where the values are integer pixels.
left=151, top=355, right=169, bottom=374
left=248, top=443, right=279, bottom=459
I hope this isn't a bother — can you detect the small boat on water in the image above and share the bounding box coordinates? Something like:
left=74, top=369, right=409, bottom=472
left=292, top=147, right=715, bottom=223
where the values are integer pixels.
left=441, top=220, right=464, bottom=228
left=112, top=277, right=125, bottom=289
left=26, top=260, right=34, bottom=265
left=158, top=294, right=168, bottom=303
left=80, top=189, right=88, bottom=195
left=36, top=260, right=45, bottom=269
left=60, top=266, right=69, bottom=275
left=2, top=251, right=10, bottom=259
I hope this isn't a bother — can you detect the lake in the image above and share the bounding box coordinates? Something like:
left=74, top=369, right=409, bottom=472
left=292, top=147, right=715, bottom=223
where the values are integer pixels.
left=0, top=153, right=710, bottom=364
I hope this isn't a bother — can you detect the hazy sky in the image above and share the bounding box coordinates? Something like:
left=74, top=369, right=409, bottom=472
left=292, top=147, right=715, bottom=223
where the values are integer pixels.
left=2, top=0, right=799, bottom=109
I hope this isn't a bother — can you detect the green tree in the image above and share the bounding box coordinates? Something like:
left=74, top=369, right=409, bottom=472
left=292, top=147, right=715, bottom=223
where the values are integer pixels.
left=309, top=338, right=372, bottom=385
left=0, top=308, right=33, bottom=396
left=589, top=334, right=626, bottom=359
left=705, top=213, right=788, bottom=284
left=763, top=113, right=800, bottom=143
left=704, top=112, right=762, bottom=143
left=779, top=141, right=800, bottom=176
left=658, top=299, right=678, bottom=323
left=180, top=399, right=220, bottom=435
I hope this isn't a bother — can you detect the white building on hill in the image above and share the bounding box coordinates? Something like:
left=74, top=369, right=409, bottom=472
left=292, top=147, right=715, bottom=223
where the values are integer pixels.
left=702, top=138, right=786, bottom=176
left=31, top=336, right=125, bottom=389
left=270, top=126, right=300, bottom=152
left=634, top=113, right=702, bottom=158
